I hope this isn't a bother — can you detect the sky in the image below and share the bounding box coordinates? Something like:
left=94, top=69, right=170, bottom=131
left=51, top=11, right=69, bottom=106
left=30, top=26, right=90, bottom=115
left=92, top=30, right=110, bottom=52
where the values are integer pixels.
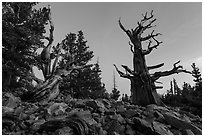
left=34, top=2, right=202, bottom=96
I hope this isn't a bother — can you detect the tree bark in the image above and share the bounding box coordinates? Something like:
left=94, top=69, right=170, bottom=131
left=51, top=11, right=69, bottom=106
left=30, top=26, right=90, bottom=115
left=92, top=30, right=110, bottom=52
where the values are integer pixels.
left=21, top=6, right=81, bottom=103
left=115, top=11, right=191, bottom=106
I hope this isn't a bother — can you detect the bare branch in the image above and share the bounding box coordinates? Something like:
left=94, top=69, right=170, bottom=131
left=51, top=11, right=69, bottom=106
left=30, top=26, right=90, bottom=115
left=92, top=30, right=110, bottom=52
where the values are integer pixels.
left=118, top=18, right=132, bottom=38
left=121, top=65, right=134, bottom=75
left=173, top=60, right=181, bottom=68
left=153, top=86, right=163, bottom=89
left=148, top=63, right=164, bottom=70
left=144, top=18, right=156, bottom=29
left=155, top=81, right=163, bottom=84
left=114, top=64, right=131, bottom=79
left=141, top=10, right=154, bottom=22
left=147, top=39, right=152, bottom=49
left=141, top=30, right=162, bottom=41
left=51, top=42, right=63, bottom=76
left=151, top=61, right=192, bottom=81
left=119, top=10, right=159, bottom=46
left=143, top=36, right=162, bottom=55
left=141, top=12, right=148, bottom=21
left=136, top=10, right=156, bottom=35
left=152, top=37, right=163, bottom=49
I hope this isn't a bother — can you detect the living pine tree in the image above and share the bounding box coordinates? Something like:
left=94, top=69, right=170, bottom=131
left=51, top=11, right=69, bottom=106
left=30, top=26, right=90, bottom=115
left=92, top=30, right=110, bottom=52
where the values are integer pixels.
left=111, top=88, right=120, bottom=100
left=2, top=2, right=50, bottom=91
left=122, top=94, right=130, bottom=102
left=89, top=60, right=107, bottom=99
left=110, top=71, right=120, bottom=100
left=3, top=2, right=106, bottom=102
left=58, top=34, right=107, bottom=99
left=58, top=31, right=93, bottom=98
left=182, top=82, right=193, bottom=96
left=163, top=79, right=182, bottom=106
left=191, top=63, right=202, bottom=97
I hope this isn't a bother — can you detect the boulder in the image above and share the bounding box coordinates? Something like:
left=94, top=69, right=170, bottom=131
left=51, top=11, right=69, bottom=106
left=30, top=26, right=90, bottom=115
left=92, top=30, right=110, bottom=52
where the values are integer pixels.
left=68, top=110, right=97, bottom=126
left=98, top=98, right=111, bottom=108
left=125, top=125, right=136, bottom=135
left=170, top=129, right=182, bottom=135
left=126, top=118, right=134, bottom=125
left=31, top=119, right=46, bottom=132
left=133, top=117, right=155, bottom=134
left=152, top=121, right=173, bottom=135
left=112, top=114, right=126, bottom=124
left=116, top=105, right=127, bottom=114
left=105, top=108, right=116, bottom=115
left=153, top=111, right=166, bottom=123
left=47, top=103, right=68, bottom=116
left=14, top=107, right=24, bottom=116
left=103, top=119, right=123, bottom=134
left=120, top=109, right=140, bottom=118
left=86, top=100, right=107, bottom=113
left=98, top=127, right=107, bottom=135
left=4, top=93, right=21, bottom=109
left=146, top=104, right=169, bottom=113
left=163, top=112, right=202, bottom=135
left=181, top=129, right=194, bottom=135
left=2, top=106, right=14, bottom=113
left=74, top=99, right=87, bottom=108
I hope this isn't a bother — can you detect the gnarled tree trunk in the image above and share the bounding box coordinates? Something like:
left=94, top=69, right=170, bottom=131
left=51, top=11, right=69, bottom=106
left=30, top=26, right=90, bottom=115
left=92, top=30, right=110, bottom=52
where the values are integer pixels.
left=114, top=11, right=191, bottom=106
left=22, top=6, right=81, bottom=103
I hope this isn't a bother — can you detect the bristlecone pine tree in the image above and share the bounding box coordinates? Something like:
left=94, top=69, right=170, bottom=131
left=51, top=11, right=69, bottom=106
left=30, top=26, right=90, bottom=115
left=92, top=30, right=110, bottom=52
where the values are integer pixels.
left=19, top=5, right=84, bottom=102
left=114, top=10, right=191, bottom=106
left=110, top=71, right=120, bottom=100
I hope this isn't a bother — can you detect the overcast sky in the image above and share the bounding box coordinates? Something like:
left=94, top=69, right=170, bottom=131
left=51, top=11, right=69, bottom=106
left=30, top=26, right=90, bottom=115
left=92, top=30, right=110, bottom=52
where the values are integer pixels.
left=35, top=2, right=202, bottom=95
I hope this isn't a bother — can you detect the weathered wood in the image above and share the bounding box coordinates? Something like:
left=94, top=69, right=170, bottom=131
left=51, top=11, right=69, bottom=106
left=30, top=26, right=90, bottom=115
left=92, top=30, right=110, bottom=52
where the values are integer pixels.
left=40, top=5, right=54, bottom=80
left=115, top=11, right=191, bottom=106
left=148, top=63, right=164, bottom=70
left=22, top=6, right=82, bottom=103
left=151, top=61, right=192, bottom=81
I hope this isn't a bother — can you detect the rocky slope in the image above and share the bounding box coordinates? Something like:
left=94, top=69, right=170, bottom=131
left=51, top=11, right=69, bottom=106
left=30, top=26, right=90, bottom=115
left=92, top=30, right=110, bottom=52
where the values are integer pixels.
left=2, top=93, right=202, bottom=135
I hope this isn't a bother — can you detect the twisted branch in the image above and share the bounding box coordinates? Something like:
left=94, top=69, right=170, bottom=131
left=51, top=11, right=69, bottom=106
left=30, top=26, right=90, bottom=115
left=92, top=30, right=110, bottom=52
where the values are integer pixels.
left=142, top=36, right=162, bottom=55
left=141, top=30, right=162, bottom=41
left=118, top=18, right=131, bottom=38
left=51, top=42, right=64, bottom=76
left=151, top=61, right=192, bottom=81
left=119, top=10, right=160, bottom=48
left=114, top=64, right=132, bottom=79
left=40, top=5, right=54, bottom=80
left=121, top=65, right=135, bottom=75
left=141, top=10, right=154, bottom=22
